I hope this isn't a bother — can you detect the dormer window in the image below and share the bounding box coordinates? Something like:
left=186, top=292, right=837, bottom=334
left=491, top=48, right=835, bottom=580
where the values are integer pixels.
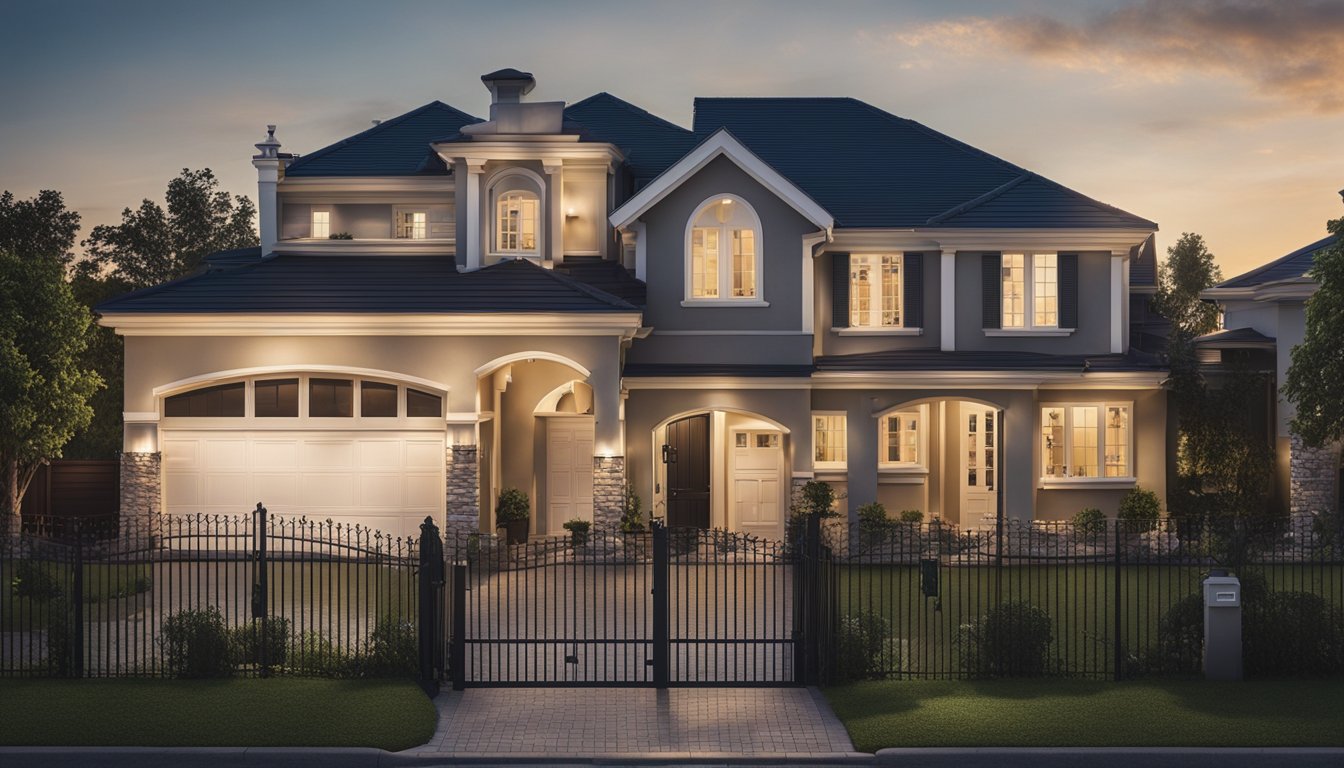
left=496, top=191, right=539, bottom=254
left=685, top=195, right=763, bottom=304
left=311, top=211, right=330, bottom=239
left=396, top=210, right=427, bottom=240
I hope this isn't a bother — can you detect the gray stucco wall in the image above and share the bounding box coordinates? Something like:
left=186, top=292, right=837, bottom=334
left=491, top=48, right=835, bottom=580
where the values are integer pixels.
left=954, top=251, right=1114, bottom=354
left=814, top=250, right=943, bottom=356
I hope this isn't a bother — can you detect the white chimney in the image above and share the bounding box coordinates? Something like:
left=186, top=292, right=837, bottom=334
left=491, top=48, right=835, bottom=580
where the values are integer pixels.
left=461, top=68, right=563, bottom=136
left=252, top=125, right=282, bottom=255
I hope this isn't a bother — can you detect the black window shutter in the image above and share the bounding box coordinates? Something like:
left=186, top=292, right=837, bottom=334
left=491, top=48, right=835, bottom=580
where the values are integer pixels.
left=982, top=253, right=1001, bottom=329
left=832, top=253, right=850, bottom=329
left=903, top=253, right=923, bottom=328
left=1059, top=253, right=1078, bottom=329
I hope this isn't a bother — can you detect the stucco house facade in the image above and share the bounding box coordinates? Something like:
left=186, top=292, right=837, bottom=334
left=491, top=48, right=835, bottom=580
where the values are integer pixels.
left=98, top=69, right=1168, bottom=541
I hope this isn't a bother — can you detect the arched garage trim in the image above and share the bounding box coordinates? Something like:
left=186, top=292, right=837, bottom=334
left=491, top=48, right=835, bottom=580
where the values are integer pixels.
left=151, top=365, right=452, bottom=399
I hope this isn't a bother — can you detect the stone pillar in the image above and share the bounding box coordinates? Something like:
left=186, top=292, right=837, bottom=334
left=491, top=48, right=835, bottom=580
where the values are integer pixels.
left=593, top=456, right=625, bottom=528
left=118, top=451, right=162, bottom=542
left=445, top=444, right=480, bottom=539
left=1290, top=434, right=1341, bottom=515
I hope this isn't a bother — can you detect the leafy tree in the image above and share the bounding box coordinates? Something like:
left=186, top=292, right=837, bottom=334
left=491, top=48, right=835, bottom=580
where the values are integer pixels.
left=1153, top=232, right=1223, bottom=342
left=63, top=270, right=131, bottom=459
left=83, top=168, right=257, bottom=288
left=1283, top=216, right=1344, bottom=449
left=0, top=190, right=81, bottom=265
left=0, top=249, right=102, bottom=535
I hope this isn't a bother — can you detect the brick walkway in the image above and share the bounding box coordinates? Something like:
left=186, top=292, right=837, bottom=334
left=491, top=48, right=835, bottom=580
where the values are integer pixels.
left=406, top=687, right=858, bottom=759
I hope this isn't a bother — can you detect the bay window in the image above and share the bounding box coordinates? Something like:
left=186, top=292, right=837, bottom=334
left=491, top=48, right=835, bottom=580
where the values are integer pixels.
left=1041, top=403, right=1132, bottom=481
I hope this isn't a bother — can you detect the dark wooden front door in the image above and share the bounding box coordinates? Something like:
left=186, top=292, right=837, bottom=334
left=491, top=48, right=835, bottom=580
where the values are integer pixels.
left=664, top=414, right=710, bottom=529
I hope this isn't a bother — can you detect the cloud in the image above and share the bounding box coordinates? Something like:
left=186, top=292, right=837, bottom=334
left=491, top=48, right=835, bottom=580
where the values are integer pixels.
left=892, top=1, right=1344, bottom=113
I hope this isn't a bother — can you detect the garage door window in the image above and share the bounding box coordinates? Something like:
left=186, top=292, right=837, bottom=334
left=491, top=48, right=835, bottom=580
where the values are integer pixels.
left=406, top=388, right=442, bottom=418
left=360, top=381, right=398, bottom=418
left=309, top=378, right=354, bottom=417
left=164, top=383, right=245, bottom=417
left=255, top=379, right=299, bottom=417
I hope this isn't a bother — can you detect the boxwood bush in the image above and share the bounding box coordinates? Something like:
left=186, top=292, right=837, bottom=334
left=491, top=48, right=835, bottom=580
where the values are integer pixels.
left=959, top=601, right=1054, bottom=677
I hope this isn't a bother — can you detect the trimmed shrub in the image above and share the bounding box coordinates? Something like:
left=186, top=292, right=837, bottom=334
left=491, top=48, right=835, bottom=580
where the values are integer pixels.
left=230, top=617, right=292, bottom=669
left=1244, top=590, right=1344, bottom=677
left=1073, top=508, right=1107, bottom=538
left=291, top=631, right=355, bottom=678
left=44, top=597, right=71, bottom=675
left=857, top=502, right=890, bottom=551
left=354, top=616, right=418, bottom=678
left=1118, top=487, right=1161, bottom=532
left=898, top=509, right=924, bottom=524
left=12, top=560, right=62, bottom=601
left=495, top=488, right=530, bottom=524
left=1147, top=592, right=1204, bottom=675
left=959, top=601, right=1054, bottom=677
left=835, top=611, right=895, bottom=682
left=159, top=607, right=235, bottom=678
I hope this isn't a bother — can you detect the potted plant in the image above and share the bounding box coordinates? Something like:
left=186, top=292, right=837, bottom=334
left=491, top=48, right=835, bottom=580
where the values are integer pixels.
left=563, top=518, right=591, bottom=547
left=495, top=488, right=531, bottom=545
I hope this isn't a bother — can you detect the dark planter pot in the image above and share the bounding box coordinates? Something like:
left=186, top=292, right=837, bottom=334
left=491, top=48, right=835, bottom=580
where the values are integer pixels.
left=568, top=530, right=589, bottom=547
left=499, top=519, right=529, bottom=545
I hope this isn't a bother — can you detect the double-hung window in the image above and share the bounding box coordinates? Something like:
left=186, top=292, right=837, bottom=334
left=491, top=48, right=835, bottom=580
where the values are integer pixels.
left=879, top=406, right=926, bottom=469
left=687, top=196, right=761, bottom=302
left=813, top=412, right=847, bottom=469
left=1040, top=403, right=1132, bottom=481
left=850, top=255, right=901, bottom=327
left=1002, top=252, right=1059, bottom=329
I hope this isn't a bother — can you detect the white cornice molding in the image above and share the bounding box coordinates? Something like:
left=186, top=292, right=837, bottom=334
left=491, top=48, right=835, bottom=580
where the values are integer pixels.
left=433, top=141, right=623, bottom=169
left=277, top=177, right=455, bottom=194
left=828, top=227, right=1153, bottom=253
left=622, top=376, right=813, bottom=390
left=98, top=312, right=645, bottom=337
left=811, top=370, right=1166, bottom=390
left=609, top=129, right=834, bottom=232
left=272, top=239, right=455, bottom=257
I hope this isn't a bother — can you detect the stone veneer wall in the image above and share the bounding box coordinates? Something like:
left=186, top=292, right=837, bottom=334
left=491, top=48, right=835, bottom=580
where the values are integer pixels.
left=593, top=456, right=625, bottom=528
left=119, top=451, right=162, bottom=542
left=445, top=444, right=480, bottom=538
left=1290, top=434, right=1341, bottom=515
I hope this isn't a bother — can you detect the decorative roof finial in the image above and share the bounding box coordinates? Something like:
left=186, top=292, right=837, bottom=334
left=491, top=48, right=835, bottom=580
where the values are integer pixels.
left=254, top=124, right=281, bottom=159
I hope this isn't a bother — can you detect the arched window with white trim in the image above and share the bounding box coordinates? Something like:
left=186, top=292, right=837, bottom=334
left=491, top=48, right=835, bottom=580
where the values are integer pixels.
left=685, top=195, right=762, bottom=303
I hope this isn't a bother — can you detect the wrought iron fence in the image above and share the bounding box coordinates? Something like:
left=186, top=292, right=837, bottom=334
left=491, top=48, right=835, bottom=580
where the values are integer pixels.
left=2, top=508, right=421, bottom=680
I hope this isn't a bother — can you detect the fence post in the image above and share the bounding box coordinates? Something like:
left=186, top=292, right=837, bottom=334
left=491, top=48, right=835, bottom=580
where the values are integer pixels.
left=252, top=503, right=270, bottom=677
left=418, top=516, right=444, bottom=697
left=651, top=519, right=669, bottom=688
left=1113, top=519, right=1124, bottom=681
left=804, top=512, right=823, bottom=685
left=793, top=516, right=809, bottom=685
left=451, top=563, right=466, bottom=691
left=71, top=519, right=84, bottom=678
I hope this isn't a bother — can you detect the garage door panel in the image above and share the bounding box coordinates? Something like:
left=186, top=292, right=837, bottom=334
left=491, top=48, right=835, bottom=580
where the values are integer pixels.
left=302, top=472, right=355, bottom=508
left=203, top=439, right=248, bottom=469
left=359, top=474, right=403, bottom=506
left=205, top=473, right=250, bottom=507
left=404, top=440, right=442, bottom=469
left=162, top=439, right=199, bottom=469
left=253, top=473, right=299, bottom=507
left=405, top=474, right=440, bottom=508
left=358, top=440, right=402, bottom=470
left=164, top=472, right=200, bottom=507
left=251, top=440, right=298, bottom=470
left=301, top=440, right=354, bottom=470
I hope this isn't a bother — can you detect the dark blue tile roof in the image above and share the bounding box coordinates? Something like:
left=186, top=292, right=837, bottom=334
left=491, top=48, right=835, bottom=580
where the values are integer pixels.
left=283, top=102, right=482, bottom=177
left=564, top=93, right=698, bottom=184
left=1130, top=234, right=1157, bottom=286
left=202, top=246, right=263, bottom=268
left=815, top=348, right=1166, bottom=373
left=1214, top=233, right=1339, bottom=289
left=555, top=256, right=647, bottom=306
left=95, top=256, right=637, bottom=314
left=1193, top=327, right=1276, bottom=346
left=692, top=97, right=1155, bottom=230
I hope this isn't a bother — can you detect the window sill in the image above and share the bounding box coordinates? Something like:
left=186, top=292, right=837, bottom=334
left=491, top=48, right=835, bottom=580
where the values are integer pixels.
left=681, top=299, right=770, bottom=307
left=814, top=468, right=848, bottom=482
left=879, top=466, right=929, bottom=484
left=833, top=327, right=923, bottom=336
left=1039, top=477, right=1137, bottom=490
left=984, top=328, right=1075, bottom=337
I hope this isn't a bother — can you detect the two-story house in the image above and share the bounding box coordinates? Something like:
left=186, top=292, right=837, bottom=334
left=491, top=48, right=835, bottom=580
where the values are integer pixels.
left=97, top=69, right=1168, bottom=541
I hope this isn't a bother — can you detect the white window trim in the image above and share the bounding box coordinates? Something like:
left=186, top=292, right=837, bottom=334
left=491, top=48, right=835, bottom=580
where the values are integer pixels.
left=835, top=327, right=923, bottom=336
left=812, top=411, right=847, bottom=471
left=994, top=252, right=1068, bottom=336
left=160, top=373, right=447, bottom=431
left=683, top=193, right=765, bottom=305
left=877, top=404, right=929, bottom=470
left=1038, top=401, right=1135, bottom=488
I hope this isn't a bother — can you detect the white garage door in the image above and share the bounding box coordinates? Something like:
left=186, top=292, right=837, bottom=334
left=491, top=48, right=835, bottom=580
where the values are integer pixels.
left=162, top=430, right=444, bottom=540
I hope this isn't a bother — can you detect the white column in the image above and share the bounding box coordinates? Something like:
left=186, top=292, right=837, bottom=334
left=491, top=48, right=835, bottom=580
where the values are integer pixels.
left=465, top=158, right=485, bottom=270
left=940, top=248, right=957, bottom=351
left=1111, top=251, right=1126, bottom=353
left=544, top=158, right=564, bottom=265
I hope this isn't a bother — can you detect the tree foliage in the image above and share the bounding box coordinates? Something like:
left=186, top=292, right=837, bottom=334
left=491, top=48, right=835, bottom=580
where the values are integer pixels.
left=1153, top=232, right=1223, bottom=342
left=0, top=249, right=102, bottom=530
left=82, top=168, right=257, bottom=288
left=0, top=190, right=81, bottom=265
left=1283, top=216, right=1344, bottom=449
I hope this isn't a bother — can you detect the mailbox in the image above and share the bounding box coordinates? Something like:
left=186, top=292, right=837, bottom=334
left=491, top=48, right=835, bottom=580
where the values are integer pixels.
left=1203, top=576, right=1241, bottom=608
left=1202, top=572, right=1243, bottom=681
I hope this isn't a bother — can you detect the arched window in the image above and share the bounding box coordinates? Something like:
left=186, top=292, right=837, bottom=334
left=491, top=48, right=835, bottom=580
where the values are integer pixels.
left=686, top=195, right=762, bottom=302
left=496, top=190, right=539, bottom=255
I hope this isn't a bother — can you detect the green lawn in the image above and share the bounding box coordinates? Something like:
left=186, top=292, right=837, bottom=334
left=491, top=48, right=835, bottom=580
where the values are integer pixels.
left=824, top=678, right=1344, bottom=751
left=0, top=678, right=437, bottom=751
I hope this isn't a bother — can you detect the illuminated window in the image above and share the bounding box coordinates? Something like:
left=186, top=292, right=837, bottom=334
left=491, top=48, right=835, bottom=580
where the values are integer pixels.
left=396, top=211, right=427, bottom=240
left=496, top=192, right=538, bottom=253
left=850, top=255, right=902, bottom=327
left=813, top=413, right=847, bottom=468
left=1003, top=252, right=1059, bottom=329
left=687, top=196, right=760, bottom=301
left=880, top=407, right=925, bottom=467
left=1041, top=403, right=1132, bottom=480
left=311, top=211, right=330, bottom=239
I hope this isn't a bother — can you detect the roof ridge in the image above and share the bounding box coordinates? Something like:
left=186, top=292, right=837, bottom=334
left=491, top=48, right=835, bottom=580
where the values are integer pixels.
left=285, top=101, right=482, bottom=170
left=568, top=92, right=692, bottom=135
left=926, top=173, right=1034, bottom=224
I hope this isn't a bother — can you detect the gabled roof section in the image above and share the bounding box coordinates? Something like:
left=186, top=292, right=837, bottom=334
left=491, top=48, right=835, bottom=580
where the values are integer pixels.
left=564, top=93, right=698, bottom=184
left=1211, top=233, right=1339, bottom=290
left=692, top=97, right=1155, bottom=230
left=609, top=128, right=834, bottom=231
left=283, top=101, right=482, bottom=178
left=95, top=255, right=638, bottom=314
left=1193, top=327, right=1276, bottom=348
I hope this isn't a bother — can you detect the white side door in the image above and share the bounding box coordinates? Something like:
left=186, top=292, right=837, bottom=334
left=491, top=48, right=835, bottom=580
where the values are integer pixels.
left=960, top=407, right=998, bottom=530
left=546, top=416, right=595, bottom=533
left=731, top=430, right=783, bottom=540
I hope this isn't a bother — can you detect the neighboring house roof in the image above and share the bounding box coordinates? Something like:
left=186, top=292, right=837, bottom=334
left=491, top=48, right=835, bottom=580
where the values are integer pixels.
left=691, top=97, right=1156, bottom=230
left=202, top=246, right=264, bottom=268
left=563, top=93, right=699, bottom=185
left=1130, top=233, right=1158, bottom=287
left=814, top=348, right=1167, bottom=373
left=95, top=255, right=637, bottom=314
left=283, top=101, right=482, bottom=177
left=1193, top=327, right=1276, bottom=348
left=554, top=256, right=647, bottom=307
left=1210, top=233, right=1339, bottom=290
